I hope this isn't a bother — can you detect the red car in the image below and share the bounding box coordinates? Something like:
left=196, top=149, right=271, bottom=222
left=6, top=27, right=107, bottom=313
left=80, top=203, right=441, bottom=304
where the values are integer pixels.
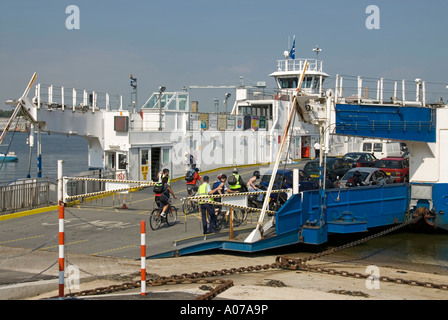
left=374, top=157, right=409, bottom=182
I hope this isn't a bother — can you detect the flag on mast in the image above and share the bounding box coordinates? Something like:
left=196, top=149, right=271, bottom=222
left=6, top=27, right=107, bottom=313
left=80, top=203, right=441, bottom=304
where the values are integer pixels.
left=289, top=36, right=296, bottom=59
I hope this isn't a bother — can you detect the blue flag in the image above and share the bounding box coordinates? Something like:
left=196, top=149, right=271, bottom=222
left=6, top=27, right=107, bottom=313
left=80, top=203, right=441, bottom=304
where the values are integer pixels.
left=289, top=37, right=295, bottom=59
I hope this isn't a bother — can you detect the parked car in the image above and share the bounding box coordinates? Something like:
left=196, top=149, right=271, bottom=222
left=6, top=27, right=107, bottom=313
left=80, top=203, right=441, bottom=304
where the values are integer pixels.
left=342, top=152, right=378, bottom=168
left=257, top=169, right=318, bottom=212
left=374, top=157, right=409, bottom=182
left=336, top=167, right=394, bottom=188
left=260, top=169, right=318, bottom=191
left=303, top=157, right=351, bottom=181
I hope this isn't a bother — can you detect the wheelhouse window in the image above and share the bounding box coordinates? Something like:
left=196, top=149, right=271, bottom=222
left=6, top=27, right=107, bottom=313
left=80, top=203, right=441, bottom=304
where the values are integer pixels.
left=279, top=77, right=298, bottom=89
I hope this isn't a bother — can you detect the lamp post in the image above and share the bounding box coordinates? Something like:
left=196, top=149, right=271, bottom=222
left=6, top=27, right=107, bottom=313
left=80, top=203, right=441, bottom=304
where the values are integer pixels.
left=224, top=93, right=231, bottom=113
left=158, top=86, right=166, bottom=131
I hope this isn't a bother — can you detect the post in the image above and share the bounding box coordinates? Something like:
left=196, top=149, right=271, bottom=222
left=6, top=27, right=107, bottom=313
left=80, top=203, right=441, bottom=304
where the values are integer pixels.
left=357, top=76, right=362, bottom=104
left=58, top=202, right=65, bottom=298
left=140, top=221, right=146, bottom=296
left=402, top=80, right=406, bottom=106
left=57, top=160, right=65, bottom=298
left=229, top=208, right=234, bottom=239
left=293, top=169, right=299, bottom=194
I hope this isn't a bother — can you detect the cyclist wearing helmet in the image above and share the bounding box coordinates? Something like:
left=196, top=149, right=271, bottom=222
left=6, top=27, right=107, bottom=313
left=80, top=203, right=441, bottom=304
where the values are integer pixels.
left=186, top=167, right=203, bottom=196
left=228, top=167, right=245, bottom=192
left=247, top=170, right=263, bottom=201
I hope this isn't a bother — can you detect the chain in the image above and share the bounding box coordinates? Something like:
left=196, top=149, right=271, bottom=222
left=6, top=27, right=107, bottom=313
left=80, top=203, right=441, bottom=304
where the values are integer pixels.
left=275, top=214, right=447, bottom=290
left=49, top=214, right=448, bottom=299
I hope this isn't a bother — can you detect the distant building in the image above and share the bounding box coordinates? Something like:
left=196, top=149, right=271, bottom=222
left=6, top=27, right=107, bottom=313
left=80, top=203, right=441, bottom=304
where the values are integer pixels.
left=0, top=116, right=29, bottom=132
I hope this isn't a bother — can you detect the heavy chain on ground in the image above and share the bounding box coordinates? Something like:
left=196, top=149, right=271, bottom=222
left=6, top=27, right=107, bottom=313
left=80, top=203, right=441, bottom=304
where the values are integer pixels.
left=51, top=214, right=447, bottom=299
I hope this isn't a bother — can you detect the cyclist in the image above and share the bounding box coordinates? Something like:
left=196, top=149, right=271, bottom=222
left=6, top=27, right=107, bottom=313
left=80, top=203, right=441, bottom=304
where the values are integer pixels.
left=157, top=168, right=170, bottom=183
left=186, top=167, right=203, bottom=197
left=154, top=176, right=177, bottom=217
left=228, top=167, right=246, bottom=192
left=246, top=171, right=263, bottom=202
left=198, top=176, right=219, bottom=234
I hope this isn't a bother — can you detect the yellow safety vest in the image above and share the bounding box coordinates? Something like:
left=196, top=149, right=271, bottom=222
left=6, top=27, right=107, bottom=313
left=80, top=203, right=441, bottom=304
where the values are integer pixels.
left=198, top=182, right=212, bottom=204
left=230, top=174, right=242, bottom=190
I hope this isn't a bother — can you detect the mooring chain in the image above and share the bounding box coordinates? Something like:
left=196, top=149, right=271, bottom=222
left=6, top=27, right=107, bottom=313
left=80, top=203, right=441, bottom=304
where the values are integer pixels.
left=276, top=215, right=448, bottom=291
left=53, top=263, right=279, bottom=299
left=52, top=214, right=447, bottom=299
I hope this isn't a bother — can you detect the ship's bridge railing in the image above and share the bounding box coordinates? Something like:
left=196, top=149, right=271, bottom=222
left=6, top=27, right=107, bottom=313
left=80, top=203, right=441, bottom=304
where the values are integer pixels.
left=333, top=74, right=448, bottom=107
left=140, top=91, right=189, bottom=112
left=34, top=83, right=124, bottom=112
left=277, top=58, right=323, bottom=73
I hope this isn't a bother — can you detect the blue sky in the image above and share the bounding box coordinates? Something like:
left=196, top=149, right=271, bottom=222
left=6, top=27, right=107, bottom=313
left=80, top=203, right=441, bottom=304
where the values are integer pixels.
left=1, top=0, right=447, bottom=112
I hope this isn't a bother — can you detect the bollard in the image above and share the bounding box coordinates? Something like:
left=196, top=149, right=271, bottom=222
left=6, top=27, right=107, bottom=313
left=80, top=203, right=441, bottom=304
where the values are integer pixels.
left=59, top=202, right=65, bottom=298
left=141, top=221, right=146, bottom=296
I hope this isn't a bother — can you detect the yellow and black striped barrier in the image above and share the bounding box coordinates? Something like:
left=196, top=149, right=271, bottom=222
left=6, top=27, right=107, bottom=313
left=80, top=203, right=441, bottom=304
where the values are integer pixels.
left=181, top=189, right=291, bottom=215
left=64, top=177, right=156, bottom=201
left=184, top=189, right=291, bottom=199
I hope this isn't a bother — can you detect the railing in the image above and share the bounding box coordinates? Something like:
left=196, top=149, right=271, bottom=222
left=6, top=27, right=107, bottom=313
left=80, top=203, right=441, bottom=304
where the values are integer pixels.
left=334, top=74, right=447, bottom=107
left=0, top=178, right=53, bottom=214
left=277, top=58, right=323, bottom=73
left=0, top=169, right=121, bottom=215
left=35, top=84, right=123, bottom=112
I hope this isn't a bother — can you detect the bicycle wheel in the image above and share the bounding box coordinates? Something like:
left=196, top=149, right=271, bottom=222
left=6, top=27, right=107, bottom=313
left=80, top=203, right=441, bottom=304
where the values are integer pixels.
left=183, top=198, right=197, bottom=215
left=213, top=213, right=224, bottom=232
left=149, top=208, right=162, bottom=230
left=166, top=206, right=177, bottom=226
left=232, top=208, right=245, bottom=227
left=182, top=200, right=191, bottom=215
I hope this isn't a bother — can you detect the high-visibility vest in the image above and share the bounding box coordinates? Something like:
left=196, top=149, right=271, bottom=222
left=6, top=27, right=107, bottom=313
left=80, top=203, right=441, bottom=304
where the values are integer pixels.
left=198, top=182, right=212, bottom=204
left=230, top=174, right=242, bottom=190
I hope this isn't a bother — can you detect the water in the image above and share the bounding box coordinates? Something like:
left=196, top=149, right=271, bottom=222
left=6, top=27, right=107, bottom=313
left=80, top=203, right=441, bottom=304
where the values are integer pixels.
left=0, top=132, right=88, bottom=183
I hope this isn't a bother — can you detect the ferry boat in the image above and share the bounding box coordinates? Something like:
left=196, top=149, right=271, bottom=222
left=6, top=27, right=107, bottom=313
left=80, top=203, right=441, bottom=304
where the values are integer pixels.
left=6, top=47, right=365, bottom=181
left=2, top=43, right=447, bottom=256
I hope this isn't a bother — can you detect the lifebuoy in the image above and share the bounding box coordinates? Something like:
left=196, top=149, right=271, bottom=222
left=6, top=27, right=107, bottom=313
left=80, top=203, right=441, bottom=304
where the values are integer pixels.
left=117, top=172, right=125, bottom=180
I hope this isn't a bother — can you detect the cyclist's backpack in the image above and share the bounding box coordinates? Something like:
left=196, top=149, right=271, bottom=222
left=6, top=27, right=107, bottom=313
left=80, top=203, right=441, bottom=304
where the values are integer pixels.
left=212, top=181, right=221, bottom=194
left=153, top=183, right=164, bottom=193
left=228, top=174, right=238, bottom=186
left=185, top=169, right=195, bottom=182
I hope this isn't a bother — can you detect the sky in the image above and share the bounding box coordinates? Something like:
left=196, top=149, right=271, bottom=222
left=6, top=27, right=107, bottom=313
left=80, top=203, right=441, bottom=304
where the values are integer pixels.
left=0, top=0, right=447, bottom=113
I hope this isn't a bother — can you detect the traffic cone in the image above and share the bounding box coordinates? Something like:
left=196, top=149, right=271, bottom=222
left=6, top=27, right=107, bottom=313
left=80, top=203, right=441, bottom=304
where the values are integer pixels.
left=121, top=195, right=128, bottom=209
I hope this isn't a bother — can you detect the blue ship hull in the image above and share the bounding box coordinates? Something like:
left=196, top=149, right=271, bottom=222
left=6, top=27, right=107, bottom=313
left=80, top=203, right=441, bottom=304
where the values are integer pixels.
left=150, top=183, right=448, bottom=258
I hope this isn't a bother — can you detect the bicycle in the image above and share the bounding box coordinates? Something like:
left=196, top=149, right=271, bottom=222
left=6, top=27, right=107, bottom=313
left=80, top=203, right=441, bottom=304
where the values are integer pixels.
left=213, top=206, right=245, bottom=232
left=182, top=186, right=199, bottom=215
left=149, top=200, right=178, bottom=230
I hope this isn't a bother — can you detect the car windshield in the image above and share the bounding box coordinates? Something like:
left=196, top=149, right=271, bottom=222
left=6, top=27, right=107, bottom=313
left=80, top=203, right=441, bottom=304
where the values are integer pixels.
left=342, top=170, right=370, bottom=180
left=375, top=160, right=402, bottom=169
left=304, top=162, right=320, bottom=171
left=343, top=154, right=362, bottom=161
left=261, top=173, right=286, bottom=184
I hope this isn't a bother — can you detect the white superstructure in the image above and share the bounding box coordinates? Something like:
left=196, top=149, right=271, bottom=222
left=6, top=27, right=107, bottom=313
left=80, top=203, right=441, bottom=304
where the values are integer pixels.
left=2, top=47, right=377, bottom=181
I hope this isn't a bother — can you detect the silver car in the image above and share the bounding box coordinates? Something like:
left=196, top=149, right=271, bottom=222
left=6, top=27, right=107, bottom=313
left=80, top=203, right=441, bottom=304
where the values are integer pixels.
left=336, top=167, right=393, bottom=188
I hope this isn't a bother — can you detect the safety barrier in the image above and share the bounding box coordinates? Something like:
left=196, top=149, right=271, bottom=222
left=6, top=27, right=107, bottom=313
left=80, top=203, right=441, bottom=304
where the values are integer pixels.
left=182, top=188, right=292, bottom=216
left=63, top=177, right=156, bottom=202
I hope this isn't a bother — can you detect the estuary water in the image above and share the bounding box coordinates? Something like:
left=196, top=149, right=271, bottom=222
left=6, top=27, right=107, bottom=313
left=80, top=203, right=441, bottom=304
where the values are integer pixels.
left=0, top=132, right=88, bottom=183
